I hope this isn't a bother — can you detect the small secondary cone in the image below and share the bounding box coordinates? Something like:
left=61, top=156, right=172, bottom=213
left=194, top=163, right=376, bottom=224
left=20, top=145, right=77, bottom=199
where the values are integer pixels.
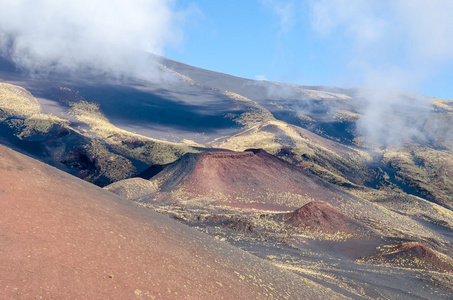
left=358, top=242, right=453, bottom=272
left=148, top=149, right=363, bottom=211
left=284, top=201, right=370, bottom=236
left=104, top=177, right=157, bottom=200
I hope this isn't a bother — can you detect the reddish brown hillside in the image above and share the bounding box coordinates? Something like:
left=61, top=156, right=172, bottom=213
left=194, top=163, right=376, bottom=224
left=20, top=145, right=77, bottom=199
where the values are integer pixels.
left=142, top=149, right=445, bottom=246
left=284, top=201, right=373, bottom=237
left=0, top=145, right=346, bottom=299
left=150, top=149, right=367, bottom=211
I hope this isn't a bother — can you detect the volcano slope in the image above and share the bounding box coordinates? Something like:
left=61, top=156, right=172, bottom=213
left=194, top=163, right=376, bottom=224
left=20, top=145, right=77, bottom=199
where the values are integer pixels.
left=144, top=148, right=367, bottom=210
left=138, top=149, right=449, bottom=243
left=0, top=144, right=350, bottom=299
left=147, top=148, right=357, bottom=211
left=2, top=53, right=453, bottom=298
left=2, top=54, right=453, bottom=209
left=110, top=148, right=453, bottom=299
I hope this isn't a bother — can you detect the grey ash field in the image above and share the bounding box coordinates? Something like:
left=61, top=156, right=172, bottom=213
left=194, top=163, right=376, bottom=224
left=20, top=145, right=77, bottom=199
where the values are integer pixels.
left=1, top=55, right=453, bottom=299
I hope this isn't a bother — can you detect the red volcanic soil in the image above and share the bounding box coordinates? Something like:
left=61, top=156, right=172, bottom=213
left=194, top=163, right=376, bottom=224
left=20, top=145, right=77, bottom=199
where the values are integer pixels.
left=284, top=201, right=371, bottom=236
left=0, top=145, right=345, bottom=299
left=359, top=242, right=453, bottom=272
left=150, top=149, right=362, bottom=211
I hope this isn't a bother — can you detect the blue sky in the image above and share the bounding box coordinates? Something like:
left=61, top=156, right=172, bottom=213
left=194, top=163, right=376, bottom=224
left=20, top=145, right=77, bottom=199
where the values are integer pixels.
left=166, top=0, right=341, bottom=86
left=165, top=0, right=453, bottom=100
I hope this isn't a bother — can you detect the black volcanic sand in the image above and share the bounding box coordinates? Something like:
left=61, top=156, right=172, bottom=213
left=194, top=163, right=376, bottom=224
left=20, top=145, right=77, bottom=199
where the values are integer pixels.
left=159, top=57, right=362, bottom=141
left=0, top=57, right=247, bottom=143
left=70, top=82, right=243, bottom=142
left=0, top=144, right=347, bottom=299
left=0, top=55, right=357, bottom=144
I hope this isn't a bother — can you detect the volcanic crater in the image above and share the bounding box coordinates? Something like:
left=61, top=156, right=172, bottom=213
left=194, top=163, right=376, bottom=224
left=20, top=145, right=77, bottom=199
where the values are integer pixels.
left=145, top=149, right=364, bottom=211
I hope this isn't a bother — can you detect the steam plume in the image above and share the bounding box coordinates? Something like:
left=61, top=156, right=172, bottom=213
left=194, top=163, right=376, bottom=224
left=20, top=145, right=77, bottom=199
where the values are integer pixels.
left=0, top=0, right=183, bottom=78
left=310, top=0, right=453, bottom=147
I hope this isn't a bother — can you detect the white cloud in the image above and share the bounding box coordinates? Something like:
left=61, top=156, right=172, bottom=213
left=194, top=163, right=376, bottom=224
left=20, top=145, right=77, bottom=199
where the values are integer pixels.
left=309, top=0, right=453, bottom=88
left=255, top=75, right=268, bottom=81
left=397, top=0, right=453, bottom=61
left=308, top=0, right=453, bottom=146
left=0, top=0, right=185, bottom=78
left=261, top=0, right=297, bottom=34
left=310, top=0, right=389, bottom=44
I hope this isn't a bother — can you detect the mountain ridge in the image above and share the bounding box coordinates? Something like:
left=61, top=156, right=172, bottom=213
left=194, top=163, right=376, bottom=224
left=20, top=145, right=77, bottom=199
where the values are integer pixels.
left=1, top=53, right=453, bottom=298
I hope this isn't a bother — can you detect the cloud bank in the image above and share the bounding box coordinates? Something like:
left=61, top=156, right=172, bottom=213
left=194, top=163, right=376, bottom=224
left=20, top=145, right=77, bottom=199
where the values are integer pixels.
left=310, top=0, right=453, bottom=89
left=261, top=0, right=297, bottom=34
left=309, top=0, right=453, bottom=147
left=0, top=0, right=184, bottom=78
